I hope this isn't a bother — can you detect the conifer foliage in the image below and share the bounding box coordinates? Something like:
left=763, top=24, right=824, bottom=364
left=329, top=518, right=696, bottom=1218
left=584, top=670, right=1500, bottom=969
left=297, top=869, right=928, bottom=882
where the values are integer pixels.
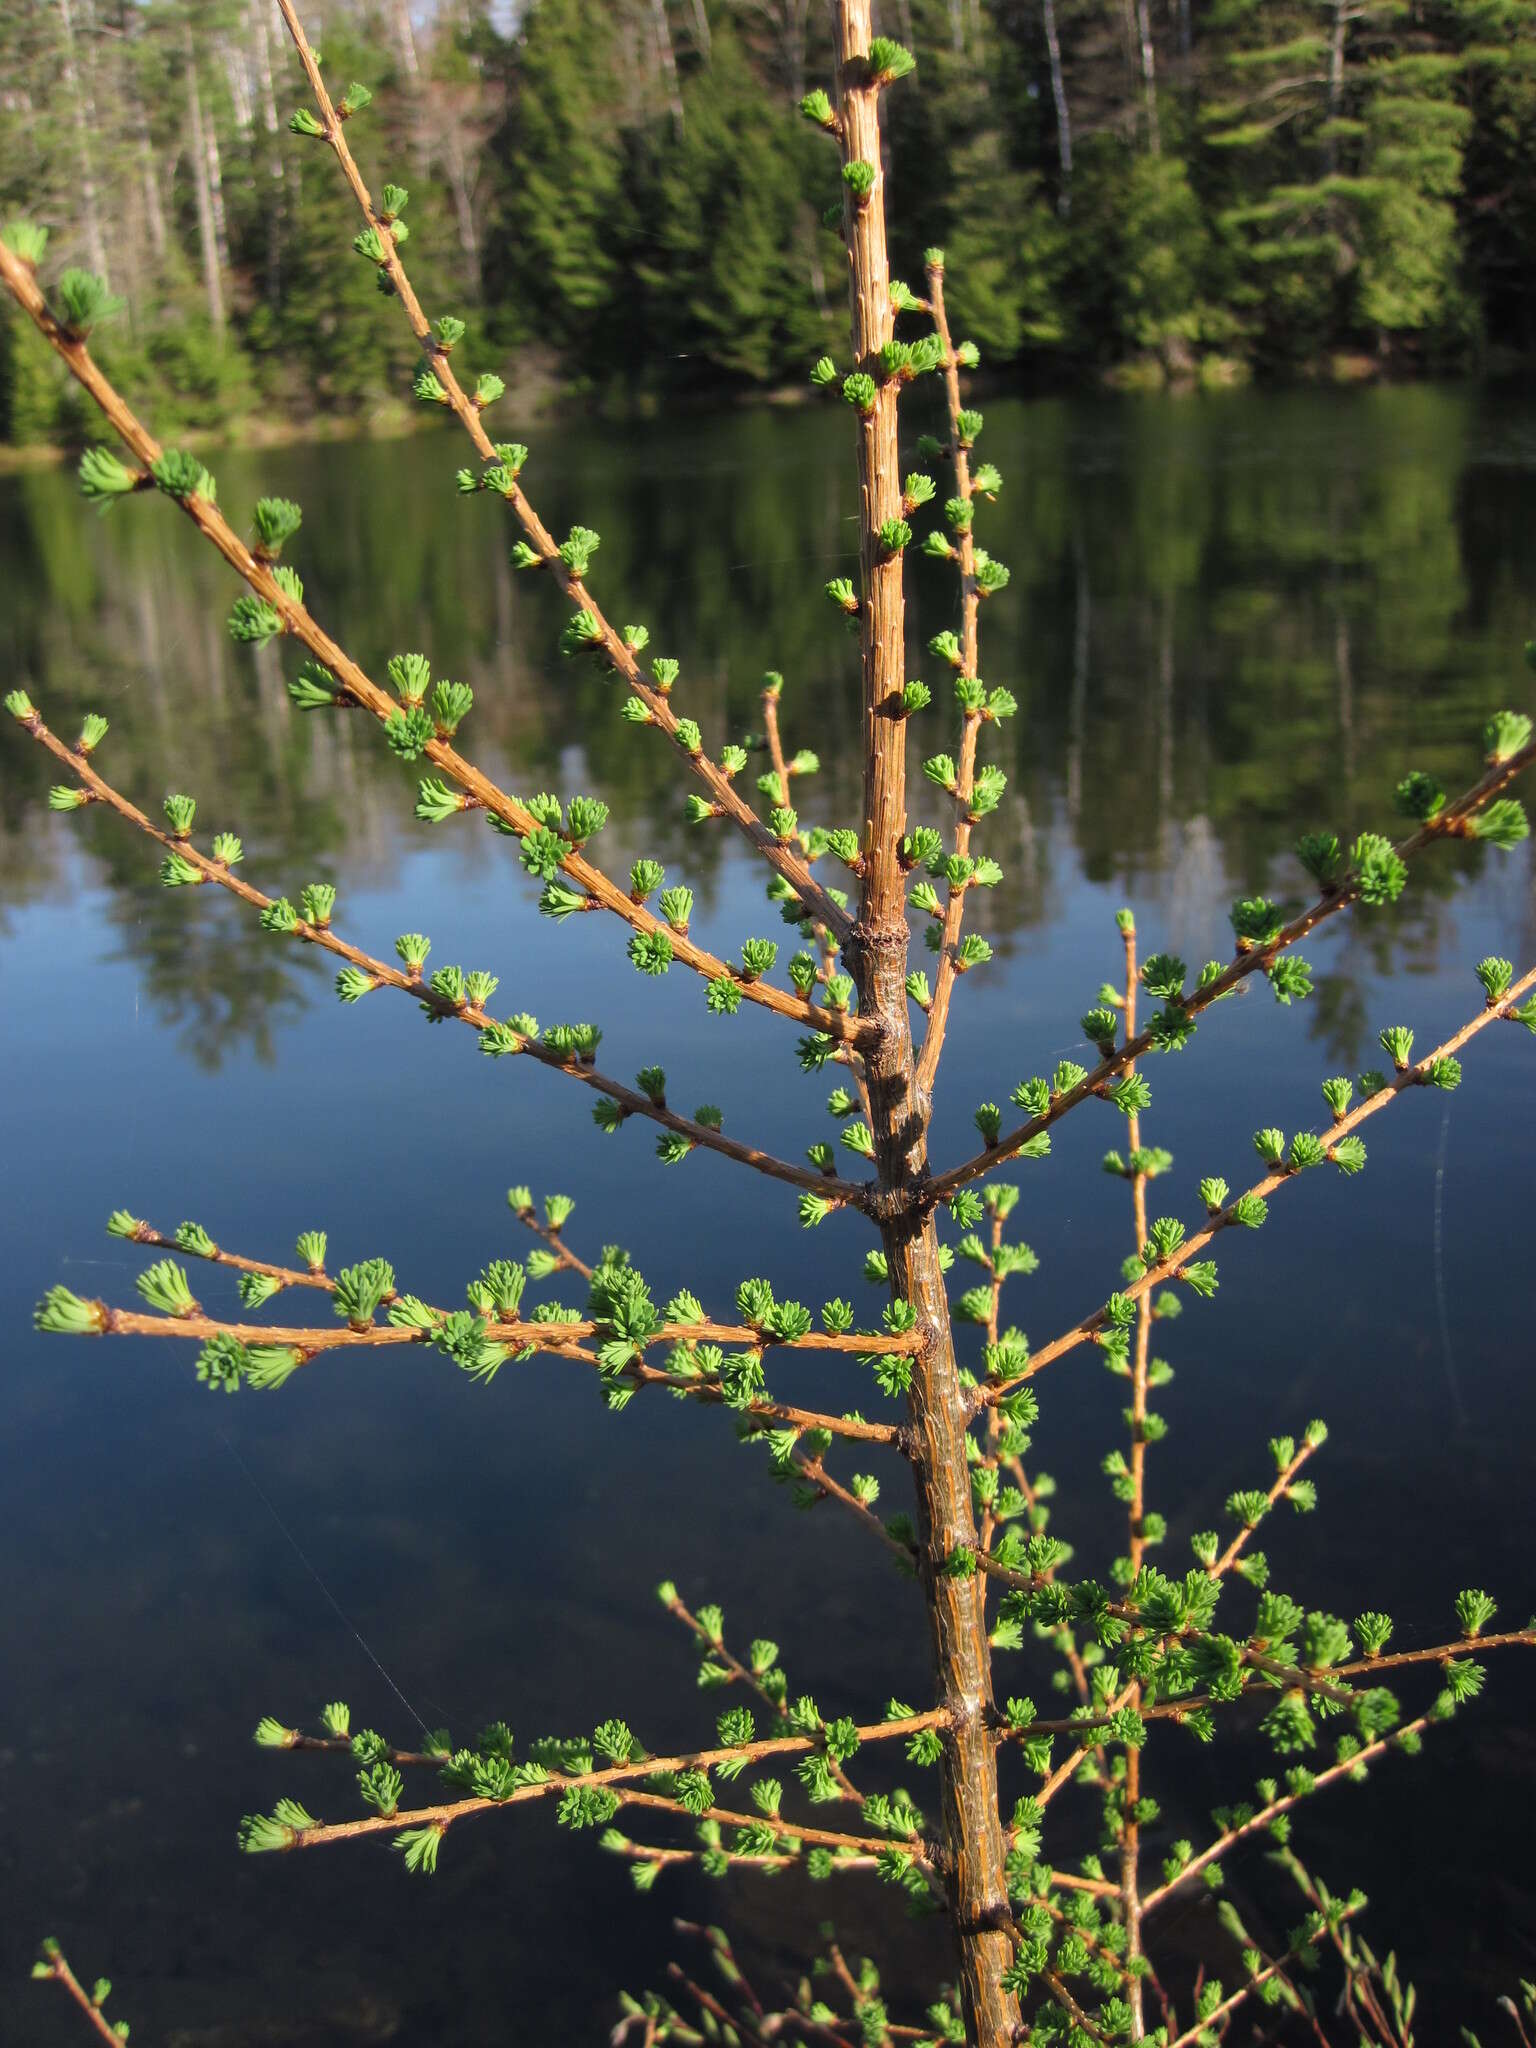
left=6, top=7, right=1536, bottom=2045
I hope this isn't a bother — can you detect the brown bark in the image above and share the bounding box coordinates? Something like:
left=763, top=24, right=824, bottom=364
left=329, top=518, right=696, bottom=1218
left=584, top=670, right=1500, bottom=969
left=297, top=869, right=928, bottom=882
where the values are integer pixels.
left=833, top=7, right=1020, bottom=2041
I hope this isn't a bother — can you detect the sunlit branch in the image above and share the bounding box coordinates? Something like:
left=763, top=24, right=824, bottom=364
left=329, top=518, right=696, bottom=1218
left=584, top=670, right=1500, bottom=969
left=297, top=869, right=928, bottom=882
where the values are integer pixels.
left=1208, top=1434, right=1320, bottom=1582
left=913, top=257, right=984, bottom=1098
left=272, top=0, right=851, bottom=946
left=1158, top=1903, right=1363, bottom=2048
left=930, top=747, right=1536, bottom=1199
left=980, top=963, right=1536, bottom=1407
left=16, top=704, right=862, bottom=1202
left=1142, top=1712, right=1435, bottom=1914
left=29, top=1945, right=120, bottom=2048
left=0, top=242, right=865, bottom=1046
left=792, top=1444, right=917, bottom=1563
left=256, top=1762, right=940, bottom=1866
left=507, top=1192, right=595, bottom=1281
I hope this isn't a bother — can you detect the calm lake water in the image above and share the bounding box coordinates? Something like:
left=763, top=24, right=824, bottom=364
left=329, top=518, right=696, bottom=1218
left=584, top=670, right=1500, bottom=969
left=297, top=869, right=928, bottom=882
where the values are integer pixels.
left=2, top=386, right=1534, bottom=2044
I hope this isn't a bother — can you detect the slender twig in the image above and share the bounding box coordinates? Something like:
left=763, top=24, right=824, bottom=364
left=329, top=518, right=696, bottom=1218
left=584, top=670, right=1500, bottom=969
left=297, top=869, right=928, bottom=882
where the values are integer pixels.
left=88, top=1304, right=918, bottom=1363
left=271, top=0, right=851, bottom=946
left=507, top=1197, right=595, bottom=1281
left=1208, top=1436, right=1321, bottom=1581
left=17, top=705, right=866, bottom=1203
left=0, top=242, right=866, bottom=1045
left=1159, top=1905, right=1363, bottom=2048
left=1146, top=1703, right=1464, bottom=1911
left=793, top=1448, right=916, bottom=1562
left=113, top=1217, right=334, bottom=1292
left=914, top=257, right=986, bottom=1097
left=31, top=1947, right=121, bottom=2047
left=979, top=963, right=1536, bottom=1408
left=930, top=755, right=1536, bottom=1199
left=266, top=1772, right=939, bottom=1864
left=1041, top=1967, right=1111, bottom=2044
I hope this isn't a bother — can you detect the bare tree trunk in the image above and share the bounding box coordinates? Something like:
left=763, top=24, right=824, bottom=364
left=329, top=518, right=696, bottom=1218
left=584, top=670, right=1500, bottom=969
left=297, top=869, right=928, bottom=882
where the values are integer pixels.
left=252, top=0, right=287, bottom=307
left=1325, top=0, right=1347, bottom=174
left=1041, top=0, right=1074, bottom=214
left=650, top=0, right=685, bottom=131
left=1135, top=0, right=1160, bottom=153
left=58, top=0, right=110, bottom=281
left=184, top=29, right=227, bottom=337
left=834, top=6, right=1019, bottom=2042
left=138, top=122, right=166, bottom=263
left=441, top=116, right=484, bottom=295
left=686, top=0, right=711, bottom=61
left=206, top=96, right=232, bottom=275
left=393, top=0, right=421, bottom=79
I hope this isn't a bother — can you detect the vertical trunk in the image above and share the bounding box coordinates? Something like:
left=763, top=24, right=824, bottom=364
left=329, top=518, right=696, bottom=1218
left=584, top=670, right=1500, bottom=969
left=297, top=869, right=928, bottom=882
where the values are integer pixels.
left=185, top=31, right=227, bottom=336
left=138, top=124, right=167, bottom=263
left=834, top=8, right=1019, bottom=2043
left=1041, top=0, right=1074, bottom=215
left=650, top=0, right=685, bottom=131
left=59, top=0, right=110, bottom=281
left=787, top=0, right=812, bottom=104
left=1135, top=0, right=1160, bottom=154
left=206, top=98, right=233, bottom=274
left=442, top=117, right=484, bottom=294
left=1325, top=0, right=1347, bottom=175
left=393, top=0, right=421, bottom=80
left=391, top=0, right=431, bottom=180
left=686, top=0, right=711, bottom=61
left=252, top=0, right=286, bottom=307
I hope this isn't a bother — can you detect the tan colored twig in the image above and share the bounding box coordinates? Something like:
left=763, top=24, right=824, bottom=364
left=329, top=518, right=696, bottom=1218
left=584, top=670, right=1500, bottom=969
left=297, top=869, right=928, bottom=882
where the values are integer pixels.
left=112, top=1217, right=333, bottom=1293
left=1143, top=1713, right=1436, bottom=1914
left=1159, top=1903, right=1363, bottom=2048
left=0, top=243, right=865, bottom=1047
left=271, top=0, right=851, bottom=947
left=31, top=1947, right=121, bottom=2047
left=914, top=257, right=985, bottom=1098
left=18, top=705, right=864, bottom=1203
left=259, top=1747, right=942, bottom=1864
left=506, top=1196, right=595, bottom=1281
left=73, top=1302, right=914, bottom=1447
left=1208, top=1435, right=1321, bottom=1582
left=979, top=961, right=1536, bottom=1408
left=793, top=1447, right=915, bottom=1563
left=930, top=753, right=1536, bottom=1199
left=91, top=1303, right=917, bottom=1362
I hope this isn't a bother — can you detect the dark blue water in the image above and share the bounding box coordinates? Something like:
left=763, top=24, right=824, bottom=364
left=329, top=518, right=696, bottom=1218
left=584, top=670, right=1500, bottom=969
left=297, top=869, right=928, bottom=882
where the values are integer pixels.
left=2, top=386, right=1534, bottom=2042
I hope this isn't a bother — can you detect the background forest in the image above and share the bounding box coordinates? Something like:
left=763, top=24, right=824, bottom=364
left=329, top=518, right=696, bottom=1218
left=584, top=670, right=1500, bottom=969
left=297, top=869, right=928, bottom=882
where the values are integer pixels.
left=3, top=0, right=1536, bottom=448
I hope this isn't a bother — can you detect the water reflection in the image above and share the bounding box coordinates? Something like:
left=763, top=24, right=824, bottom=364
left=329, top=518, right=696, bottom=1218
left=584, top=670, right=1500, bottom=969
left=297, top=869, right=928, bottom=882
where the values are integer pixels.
left=2, top=386, right=1534, bottom=2044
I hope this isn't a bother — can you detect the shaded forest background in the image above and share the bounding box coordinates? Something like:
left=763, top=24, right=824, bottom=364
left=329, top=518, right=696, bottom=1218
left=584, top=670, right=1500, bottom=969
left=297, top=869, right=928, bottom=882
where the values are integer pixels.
left=3, top=0, right=1535, bottom=446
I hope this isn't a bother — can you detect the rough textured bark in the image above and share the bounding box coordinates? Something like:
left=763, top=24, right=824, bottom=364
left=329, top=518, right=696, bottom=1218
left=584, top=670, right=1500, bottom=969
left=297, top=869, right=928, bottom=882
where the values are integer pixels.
left=834, top=7, right=1020, bottom=2041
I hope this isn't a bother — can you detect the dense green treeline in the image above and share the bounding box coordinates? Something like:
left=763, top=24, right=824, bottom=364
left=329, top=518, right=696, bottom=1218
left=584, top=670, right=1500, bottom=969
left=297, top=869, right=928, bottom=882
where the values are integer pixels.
left=3, top=0, right=1535, bottom=445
